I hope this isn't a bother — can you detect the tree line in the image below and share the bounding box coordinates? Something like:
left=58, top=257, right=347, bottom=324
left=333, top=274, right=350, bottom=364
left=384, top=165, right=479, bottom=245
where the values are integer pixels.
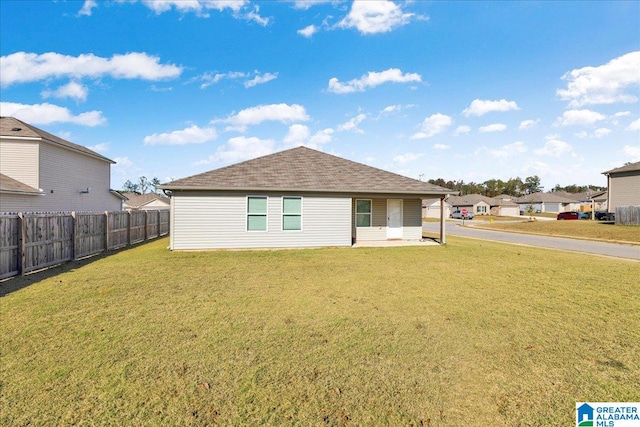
left=121, top=176, right=162, bottom=194
left=427, top=175, right=605, bottom=198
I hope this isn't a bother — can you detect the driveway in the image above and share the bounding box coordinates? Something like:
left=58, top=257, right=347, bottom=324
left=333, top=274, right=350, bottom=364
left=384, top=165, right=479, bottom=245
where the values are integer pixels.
left=422, top=221, right=640, bottom=260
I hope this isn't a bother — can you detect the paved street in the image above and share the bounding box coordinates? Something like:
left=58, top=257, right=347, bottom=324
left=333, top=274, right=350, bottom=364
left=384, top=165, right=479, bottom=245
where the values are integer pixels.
left=423, top=221, right=640, bottom=261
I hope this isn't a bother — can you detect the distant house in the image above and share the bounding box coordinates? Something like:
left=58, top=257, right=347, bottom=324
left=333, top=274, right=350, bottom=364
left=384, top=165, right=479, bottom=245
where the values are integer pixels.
left=122, top=192, right=170, bottom=211
left=422, top=198, right=451, bottom=218
left=603, top=161, right=640, bottom=212
left=161, top=146, right=453, bottom=250
left=0, top=117, right=124, bottom=213
left=514, top=192, right=576, bottom=213
left=446, top=194, right=519, bottom=216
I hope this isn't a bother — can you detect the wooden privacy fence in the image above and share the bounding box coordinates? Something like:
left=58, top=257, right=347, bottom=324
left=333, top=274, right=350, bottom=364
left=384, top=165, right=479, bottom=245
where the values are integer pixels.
left=615, top=206, right=640, bottom=225
left=0, top=210, right=169, bottom=279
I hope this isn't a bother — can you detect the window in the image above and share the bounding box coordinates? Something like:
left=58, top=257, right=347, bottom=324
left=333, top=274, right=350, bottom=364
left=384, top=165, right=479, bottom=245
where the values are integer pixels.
left=356, top=199, right=371, bottom=227
left=477, top=205, right=487, bottom=213
left=282, top=197, right=302, bottom=231
left=247, top=196, right=267, bottom=231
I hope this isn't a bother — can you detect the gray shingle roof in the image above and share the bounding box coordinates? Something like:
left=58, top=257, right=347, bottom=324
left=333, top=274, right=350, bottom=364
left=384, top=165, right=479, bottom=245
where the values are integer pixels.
left=0, top=116, right=114, bottom=164
left=161, top=146, right=452, bottom=196
left=514, top=192, right=576, bottom=203
left=0, top=173, right=41, bottom=195
left=603, top=160, right=640, bottom=175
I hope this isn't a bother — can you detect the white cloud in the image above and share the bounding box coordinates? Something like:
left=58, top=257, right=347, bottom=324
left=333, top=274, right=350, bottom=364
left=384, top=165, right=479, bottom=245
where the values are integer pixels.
left=139, top=0, right=247, bottom=15
left=393, top=152, right=423, bottom=164
left=88, top=142, right=109, bottom=152
left=77, top=0, right=97, bottom=16
left=519, top=119, right=538, bottom=130
left=337, top=0, right=419, bottom=34
left=433, top=144, right=450, bottom=150
left=623, top=145, right=640, bottom=160
left=199, top=136, right=275, bottom=165
left=292, top=0, right=336, bottom=9
left=479, top=123, right=507, bottom=133
left=557, top=51, right=640, bottom=107
left=143, top=125, right=217, bottom=146
left=284, top=124, right=334, bottom=149
left=594, top=128, right=611, bottom=138
left=627, top=118, right=640, bottom=131
left=113, top=157, right=133, bottom=167
left=476, top=141, right=527, bottom=159
left=0, top=52, right=182, bottom=87
left=454, top=125, right=471, bottom=136
left=462, top=99, right=519, bottom=117
left=244, top=72, right=278, bottom=88
left=614, top=111, right=631, bottom=117
left=556, top=109, right=606, bottom=126
left=328, top=68, right=421, bottom=94
left=218, top=103, right=309, bottom=131
left=337, top=113, right=366, bottom=133
left=298, top=24, right=318, bottom=38
left=0, top=101, right=105, bottom=126
left=535, top=136, right=572, bottom=157
left=411, top=113, right=452, bottom=139
left=41, top=81, right=89, bottom=102
left=197, top=71, right=246, bottom=89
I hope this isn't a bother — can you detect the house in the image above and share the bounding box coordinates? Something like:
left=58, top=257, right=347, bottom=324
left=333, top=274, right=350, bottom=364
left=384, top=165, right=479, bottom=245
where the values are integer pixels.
left=514, top=192, right=576, bottom=213
left=122, top=192, right=170, bottom=211
left=160, top=146, right=453, bottom=250
left=447, top=194, right=520, bottom=217
left=603, top=161, right=640, bottom=212
left=0, top=116, right=124, bottom=213
left=448, top=194, right=491, bottom=216
left=422, top=198, right=451, bottom=218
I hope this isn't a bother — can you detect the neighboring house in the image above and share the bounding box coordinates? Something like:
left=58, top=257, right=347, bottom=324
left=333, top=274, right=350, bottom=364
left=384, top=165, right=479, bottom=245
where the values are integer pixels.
left=0, top=116, right=124, bottom=212
left=448, top=194, right=519, bottom=217
left=448, top=194, right=491, bottom=216
left=122, top=192, right=170, bottom=211
left=161, top=146, right=453, bottom=250
left=422, top=198, right=451, bottom=219
left=602, top=161, right=640, bottom=212
left=488, top=197, right=520, bottom=216
left=514, top=192, right=576, bottom=213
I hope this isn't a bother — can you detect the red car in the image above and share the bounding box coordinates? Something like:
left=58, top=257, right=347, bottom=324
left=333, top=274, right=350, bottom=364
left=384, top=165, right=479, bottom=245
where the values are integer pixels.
left=557, top=212, right=579, bottom=220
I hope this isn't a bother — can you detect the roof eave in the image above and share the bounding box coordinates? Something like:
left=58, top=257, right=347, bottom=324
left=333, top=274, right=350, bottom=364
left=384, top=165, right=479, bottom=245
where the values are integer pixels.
left=159, top=185, right=454, bottom=196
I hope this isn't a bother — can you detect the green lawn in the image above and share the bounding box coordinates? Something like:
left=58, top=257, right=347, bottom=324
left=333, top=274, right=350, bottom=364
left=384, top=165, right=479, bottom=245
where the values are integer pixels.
left=1, top=237, right=639, bottom=426
left=472, top=219, right=640, bottom=244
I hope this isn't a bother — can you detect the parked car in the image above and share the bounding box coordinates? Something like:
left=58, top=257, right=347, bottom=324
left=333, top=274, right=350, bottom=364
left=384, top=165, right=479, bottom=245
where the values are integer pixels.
left=450, top=210, right=474, bottom=220
left=578, top=212, right=590, bottom=220
left=557, top=211, right=579, bottom=220
left=595, top=211, right=611, bottom=221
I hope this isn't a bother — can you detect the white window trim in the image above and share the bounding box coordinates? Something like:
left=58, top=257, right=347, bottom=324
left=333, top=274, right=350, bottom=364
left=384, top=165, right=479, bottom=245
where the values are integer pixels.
left=355, top=198, right=372, bottom=228
left=281, top=196, right=303, bottom=232
left=246, top=195, right=268, bottom=232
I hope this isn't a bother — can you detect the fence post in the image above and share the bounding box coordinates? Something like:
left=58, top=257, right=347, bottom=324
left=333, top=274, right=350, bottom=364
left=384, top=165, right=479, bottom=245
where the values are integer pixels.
left=104, top=211, right=109, bottom=252
left=144, top=211, right=148, bottom=241
left=127, top=210, right=131, bottom=247
left=71, top=212, right=76, bottom=260
left=17, top=213, right=25, bottom=276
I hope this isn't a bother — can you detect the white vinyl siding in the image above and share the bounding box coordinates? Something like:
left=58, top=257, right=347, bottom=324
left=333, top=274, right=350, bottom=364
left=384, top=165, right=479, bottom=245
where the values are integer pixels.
left=0, top=139, right=39, bottom=188
left=0, top=140, right=120, bottom=213
left=609, top=172, right=640, bottom=210
left=402, top=199, right=422, bottom=240
left=171, top=192, right=351, bottom=250
left=355, top=198, right=386, bottom=241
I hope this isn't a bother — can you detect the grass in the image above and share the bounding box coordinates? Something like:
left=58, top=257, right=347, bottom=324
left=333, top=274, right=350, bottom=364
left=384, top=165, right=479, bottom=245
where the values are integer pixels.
left=1, top=237, right=639, bottom=426
left=472, top=219, right=640, bottom=244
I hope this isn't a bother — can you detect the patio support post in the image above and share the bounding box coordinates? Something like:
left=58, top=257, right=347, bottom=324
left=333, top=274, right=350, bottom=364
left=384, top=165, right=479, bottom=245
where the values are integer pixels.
left=440, top=196, right=446, bottom=245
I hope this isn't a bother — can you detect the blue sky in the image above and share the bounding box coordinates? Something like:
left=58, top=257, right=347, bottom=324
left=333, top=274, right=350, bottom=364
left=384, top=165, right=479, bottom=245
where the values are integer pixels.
left=1, top=0, right=639, bottom=191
